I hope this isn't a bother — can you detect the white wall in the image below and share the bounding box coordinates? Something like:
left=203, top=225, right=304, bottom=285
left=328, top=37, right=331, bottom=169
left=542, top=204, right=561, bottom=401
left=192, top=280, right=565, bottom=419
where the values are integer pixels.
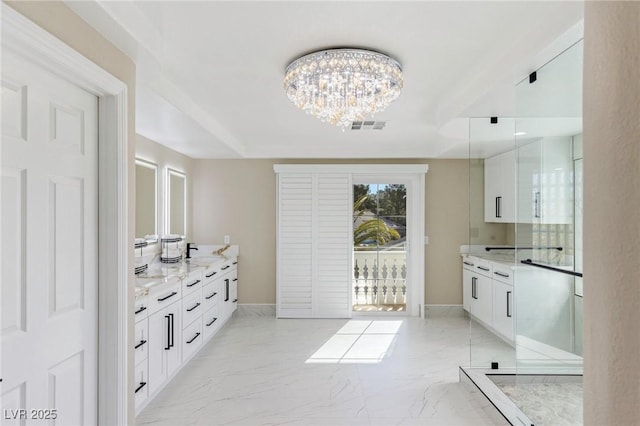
left=192, top=158, right=479, bottom=306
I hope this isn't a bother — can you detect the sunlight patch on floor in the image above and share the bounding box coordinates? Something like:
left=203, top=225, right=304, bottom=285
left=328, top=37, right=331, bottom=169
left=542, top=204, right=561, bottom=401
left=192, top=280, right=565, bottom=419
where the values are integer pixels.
left=306, top=320, right=403, bottom=364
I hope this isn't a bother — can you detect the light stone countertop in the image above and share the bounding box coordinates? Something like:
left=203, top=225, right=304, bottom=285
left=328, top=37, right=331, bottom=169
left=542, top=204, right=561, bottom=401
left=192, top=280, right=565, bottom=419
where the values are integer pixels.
left=134, top=252, right=235, bottom=296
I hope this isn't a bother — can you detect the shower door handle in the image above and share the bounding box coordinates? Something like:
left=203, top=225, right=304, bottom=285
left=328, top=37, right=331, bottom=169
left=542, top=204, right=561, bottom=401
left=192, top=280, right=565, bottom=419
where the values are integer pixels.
left=507, top=291, right=512, bottom=318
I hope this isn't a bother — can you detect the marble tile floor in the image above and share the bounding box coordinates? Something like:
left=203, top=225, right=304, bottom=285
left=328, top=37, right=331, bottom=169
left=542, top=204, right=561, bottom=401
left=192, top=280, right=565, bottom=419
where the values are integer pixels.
left=137, top=314, right=508, bottom=426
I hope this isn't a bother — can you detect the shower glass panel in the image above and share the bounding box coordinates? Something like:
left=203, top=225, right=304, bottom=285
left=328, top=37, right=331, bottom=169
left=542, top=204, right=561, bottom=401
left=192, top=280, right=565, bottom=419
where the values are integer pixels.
left=468, top=117, right=516, bottom=370
left=514, top=40, right=583, bottom=372
left=511, top=39, right=584, bottom=424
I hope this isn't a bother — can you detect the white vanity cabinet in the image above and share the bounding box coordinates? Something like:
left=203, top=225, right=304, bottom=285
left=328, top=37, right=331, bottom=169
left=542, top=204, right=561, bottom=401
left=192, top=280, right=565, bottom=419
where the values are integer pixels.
left=484, top=150, right=516, bottom=223
left=134, top=250, right=239, bottom=416
left=462, top=255, right=515, bottom=344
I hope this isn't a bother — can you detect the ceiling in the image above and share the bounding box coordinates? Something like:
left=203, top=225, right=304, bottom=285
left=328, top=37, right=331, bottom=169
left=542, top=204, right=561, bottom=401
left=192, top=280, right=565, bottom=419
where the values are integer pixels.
left=66, top=1, right=584, bottom=159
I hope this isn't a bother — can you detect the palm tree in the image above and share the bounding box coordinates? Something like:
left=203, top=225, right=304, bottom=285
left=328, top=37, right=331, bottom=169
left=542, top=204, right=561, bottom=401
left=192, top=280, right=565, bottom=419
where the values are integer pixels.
left=353, top=194, right=400, bottom=246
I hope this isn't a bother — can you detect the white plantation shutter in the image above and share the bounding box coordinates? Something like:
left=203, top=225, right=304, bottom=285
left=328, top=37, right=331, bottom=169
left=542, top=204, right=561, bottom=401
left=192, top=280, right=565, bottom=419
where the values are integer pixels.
left=315, top=174, right=351, bottom=317
left=277, top=174, right=314, bottom=317
left=276, top=170, right=352, bottom=318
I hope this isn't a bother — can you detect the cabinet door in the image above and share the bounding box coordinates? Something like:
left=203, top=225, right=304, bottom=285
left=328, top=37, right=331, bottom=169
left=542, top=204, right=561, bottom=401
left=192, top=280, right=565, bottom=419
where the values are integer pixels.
left=231, top=269, right=238, bottom=313
left=484, top=155, right=501, bottom=222
left=134, top=360, right=149, bottom=413
left=493, top=281, right=514, bottom=341
left=462, top=267, right=473, bottom=312
left=165, top=303, right=182, bottom=377
left=517, top=141, right=540, bottom=224
left=471, top=274, right=493, bottom=326
left=147, top=301, right=181, bottom=396
left=222, top=276, right=232, bottom=321
left=147, top=308, right=169, bottom=396
left=499, top=150, right=516, bottom=222
left=485, top=151, right=516, bottom=223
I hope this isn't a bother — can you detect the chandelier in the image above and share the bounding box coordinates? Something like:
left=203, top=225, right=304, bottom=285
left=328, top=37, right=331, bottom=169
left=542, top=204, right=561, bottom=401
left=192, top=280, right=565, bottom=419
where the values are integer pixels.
left=284, top=48, right=403, bottom=129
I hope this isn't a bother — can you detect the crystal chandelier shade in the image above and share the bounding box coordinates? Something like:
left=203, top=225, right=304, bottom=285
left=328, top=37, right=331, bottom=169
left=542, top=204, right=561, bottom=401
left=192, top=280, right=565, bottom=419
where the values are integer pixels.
left=284, top=49, right=403, bottom=129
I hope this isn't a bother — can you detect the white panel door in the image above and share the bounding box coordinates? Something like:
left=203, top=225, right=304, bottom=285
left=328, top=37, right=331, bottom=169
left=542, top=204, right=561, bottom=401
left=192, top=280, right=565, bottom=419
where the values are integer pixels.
left=277, top=174, right=313, bottom=318
left=315, top=174, right=351, bottom=318
left=1, top=51, right=98, bottom=424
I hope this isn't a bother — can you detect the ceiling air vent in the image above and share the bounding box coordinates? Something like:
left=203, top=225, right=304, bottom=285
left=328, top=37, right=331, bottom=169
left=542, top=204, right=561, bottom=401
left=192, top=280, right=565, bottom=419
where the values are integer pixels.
left=351, top=120, right=386, bottom=130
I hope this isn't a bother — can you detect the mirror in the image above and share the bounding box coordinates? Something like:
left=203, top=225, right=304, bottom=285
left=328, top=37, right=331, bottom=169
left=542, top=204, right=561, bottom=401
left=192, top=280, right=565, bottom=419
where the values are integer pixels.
left=167, top=168, right=186, bottom=236
left=135, top=158, right=158, bottom=238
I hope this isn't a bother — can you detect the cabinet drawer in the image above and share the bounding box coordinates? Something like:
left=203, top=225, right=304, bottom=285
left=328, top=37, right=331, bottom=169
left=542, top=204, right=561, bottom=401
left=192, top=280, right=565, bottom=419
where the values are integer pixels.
left=474, top=259, right=493, bottom=277
left=134, top=360, right=149, bottom=411
left=147, top=279, right=181, bottom=315
left=183, top=270, right=203, bottom=296
left=134, top=318, right=149, bottom=366
left=182, top=290, right=203, bottom=329
left=492, top=264, right=514, bottom=286
left=202, top=281, right=220, bottom=313
left=134, top=294, right=149, bottom=319
left=202, top=306, right=221, bottom=341
left=203, top=264, right=222, bottom=284
left=182, top=317, right=203, bottom=362
left=462, top=256, right=476, bottom=271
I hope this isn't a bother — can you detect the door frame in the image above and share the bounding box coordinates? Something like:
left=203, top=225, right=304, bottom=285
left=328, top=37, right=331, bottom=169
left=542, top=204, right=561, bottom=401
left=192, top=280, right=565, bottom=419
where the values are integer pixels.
left=352, top=165, right=427, bottom=318
left=2, top=5, right=130, bottom=424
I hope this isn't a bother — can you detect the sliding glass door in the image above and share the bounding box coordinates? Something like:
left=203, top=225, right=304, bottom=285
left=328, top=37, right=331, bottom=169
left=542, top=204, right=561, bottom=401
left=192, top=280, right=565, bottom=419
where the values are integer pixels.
left=352, top=183, right=408, bottom=312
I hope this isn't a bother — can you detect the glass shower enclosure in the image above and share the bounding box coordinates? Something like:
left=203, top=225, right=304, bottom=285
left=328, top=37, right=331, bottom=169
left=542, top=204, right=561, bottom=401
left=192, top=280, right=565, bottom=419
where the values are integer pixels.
left=465, top=39, right=584, bottom=425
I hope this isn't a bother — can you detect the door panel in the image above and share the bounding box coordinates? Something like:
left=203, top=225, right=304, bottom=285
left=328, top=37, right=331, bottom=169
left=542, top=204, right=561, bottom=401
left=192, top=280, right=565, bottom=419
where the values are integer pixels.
left=1, top=51, right=98, bottom=424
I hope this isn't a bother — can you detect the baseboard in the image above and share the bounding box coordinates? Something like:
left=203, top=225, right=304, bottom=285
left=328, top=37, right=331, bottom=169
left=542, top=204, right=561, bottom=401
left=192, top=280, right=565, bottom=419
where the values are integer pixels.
left=236, top=303, right=276, bottom=317
left=424, top=304, right=465, bottom=318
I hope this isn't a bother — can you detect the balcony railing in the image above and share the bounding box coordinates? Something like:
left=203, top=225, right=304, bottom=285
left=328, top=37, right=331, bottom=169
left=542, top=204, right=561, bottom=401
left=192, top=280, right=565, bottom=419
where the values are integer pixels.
left=353, top=251, right=407, bottom=309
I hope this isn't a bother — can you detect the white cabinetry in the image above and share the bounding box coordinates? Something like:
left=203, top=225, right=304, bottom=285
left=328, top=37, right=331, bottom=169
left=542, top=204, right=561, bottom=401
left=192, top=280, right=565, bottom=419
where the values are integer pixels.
left=484, top=150, right=516, bottom=223
left=134, top=253, right=239, bottom=416
left=462, top=256, right=515, bottom=343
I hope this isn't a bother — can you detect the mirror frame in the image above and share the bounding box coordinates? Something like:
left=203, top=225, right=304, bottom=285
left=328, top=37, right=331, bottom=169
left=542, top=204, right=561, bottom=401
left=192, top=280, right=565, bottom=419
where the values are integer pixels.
left=166, top=167, right=187, bottom=237
left=135, top=158, right=158, bottom=238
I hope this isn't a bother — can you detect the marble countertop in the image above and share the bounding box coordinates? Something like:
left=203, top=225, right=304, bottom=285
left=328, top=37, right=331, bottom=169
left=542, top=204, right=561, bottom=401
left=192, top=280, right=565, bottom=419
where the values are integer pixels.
left=134, top=252, right=235, bottom=295
left=466, top=253, right=516, bottom=266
